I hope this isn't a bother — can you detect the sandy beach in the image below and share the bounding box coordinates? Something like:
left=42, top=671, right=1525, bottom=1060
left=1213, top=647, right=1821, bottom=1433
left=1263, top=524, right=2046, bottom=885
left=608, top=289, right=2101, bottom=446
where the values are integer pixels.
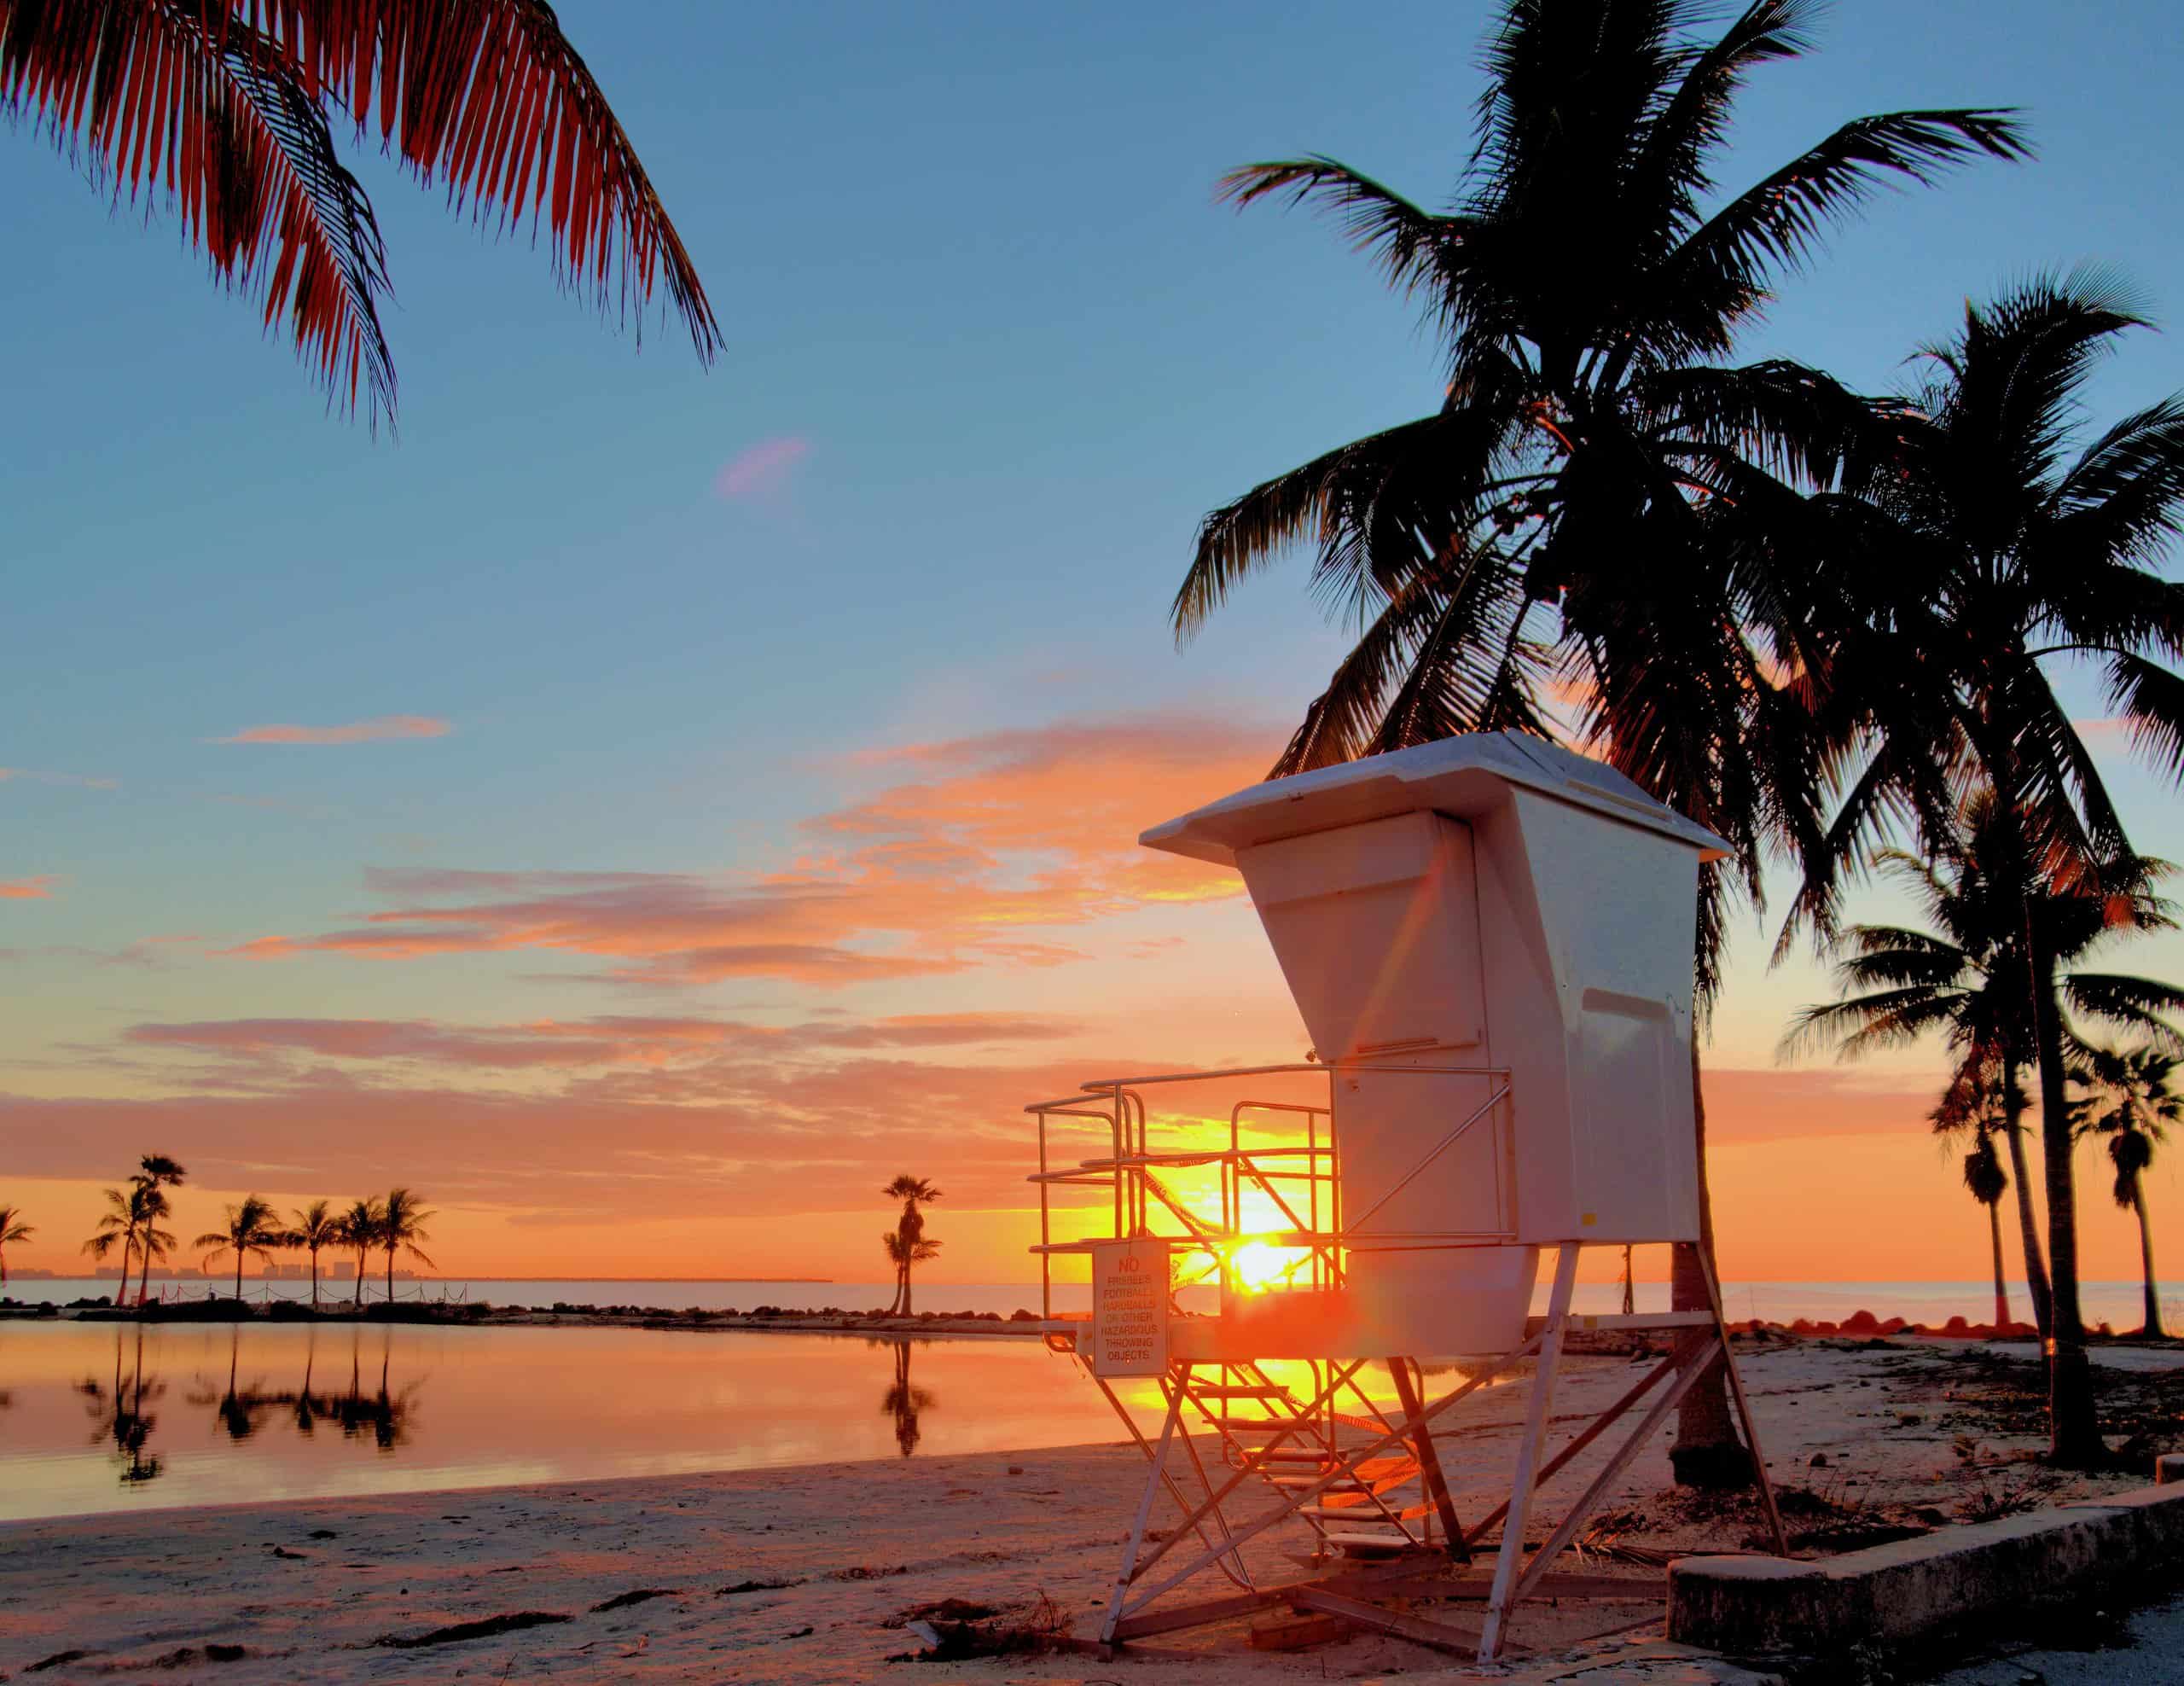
left=5, top=1334, right=2176, bottom=1683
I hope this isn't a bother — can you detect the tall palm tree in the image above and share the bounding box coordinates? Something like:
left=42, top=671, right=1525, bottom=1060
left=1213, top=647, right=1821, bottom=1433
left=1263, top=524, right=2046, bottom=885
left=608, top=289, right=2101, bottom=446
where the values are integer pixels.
left=132, top=1156, right=188, bottom=1307
left=285, top=1200, right=339, bottom=1309
left=0, top=0, right=720, bottom=428
left=1785, top=274, right=2184, bottom=1462
left=338, top=1196, right=385, bottom=1308
left=882, top=1176, right=943, bottom=1317
left=2073, top=1045, right=2181, bottom=1338
left=83, top=1180, right=161, bottom=1303
left=1170, top=0, right=2023, bottom=1485
left=195, top=1195, right=285, bottom=1301
left=1783, top=792, right=2184, bottom=1335
left=0, top=1204, right=33, bottom=1289
left=376, top=1188, right=434, bottom=1302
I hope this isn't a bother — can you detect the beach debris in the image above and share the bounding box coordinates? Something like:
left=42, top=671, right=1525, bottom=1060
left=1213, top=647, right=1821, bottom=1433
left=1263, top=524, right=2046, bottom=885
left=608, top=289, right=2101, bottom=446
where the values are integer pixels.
left=1250, top=1608, right=1352, bottom=1651
left=882, top=1597, right=996, bottom=1630
left=590, top=1588, right=681, bottom=1613
left=145, top=1644, right=249, bottom=1668
left=270, top=1545, right=308, bottom=1560
left=827, top=1563, right=909, bottom=1581
left=717, top=1577, right=801, bottom=1596
left=306, top=1528, right=338, bottom=1539
left=24, top=1651, right=96, bottom=1674
left=894, top=1592, right=1071, bottom=1661
left=783, top=1626, right=815, bottom=1638
left=376, top=1610, right=572, bottom=1648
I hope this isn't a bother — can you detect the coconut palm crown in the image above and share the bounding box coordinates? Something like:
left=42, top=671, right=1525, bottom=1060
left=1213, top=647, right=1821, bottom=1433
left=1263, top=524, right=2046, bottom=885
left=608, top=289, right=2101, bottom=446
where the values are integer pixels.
left=195, top=1195, right=285, bottom=1302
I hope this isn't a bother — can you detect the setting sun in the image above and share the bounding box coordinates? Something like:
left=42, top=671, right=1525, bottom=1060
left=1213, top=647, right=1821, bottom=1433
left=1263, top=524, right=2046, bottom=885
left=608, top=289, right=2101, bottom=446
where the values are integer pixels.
left=1226, top=1238, right=1301, bottom=1293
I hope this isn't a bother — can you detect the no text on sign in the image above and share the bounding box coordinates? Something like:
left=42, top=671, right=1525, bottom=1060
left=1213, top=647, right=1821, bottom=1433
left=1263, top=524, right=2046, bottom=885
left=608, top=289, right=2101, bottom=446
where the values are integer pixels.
left=1089, top=1239, right=1170, bottom=1378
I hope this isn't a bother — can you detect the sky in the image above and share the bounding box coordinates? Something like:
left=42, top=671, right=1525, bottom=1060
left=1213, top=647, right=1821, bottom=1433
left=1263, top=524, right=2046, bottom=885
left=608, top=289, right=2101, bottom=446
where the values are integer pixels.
left=3, top=0, right=2181, bottom=1290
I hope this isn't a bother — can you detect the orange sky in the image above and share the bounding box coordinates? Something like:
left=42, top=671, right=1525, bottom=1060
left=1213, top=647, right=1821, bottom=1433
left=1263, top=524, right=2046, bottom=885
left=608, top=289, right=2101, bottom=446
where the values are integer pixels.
left=3, top=712, right=2176, bottom=1288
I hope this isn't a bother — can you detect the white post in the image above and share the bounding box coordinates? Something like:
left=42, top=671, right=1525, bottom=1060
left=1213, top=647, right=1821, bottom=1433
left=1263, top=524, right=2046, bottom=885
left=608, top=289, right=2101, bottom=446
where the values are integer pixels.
left=1479, top=1241, right=1579, bottom=1660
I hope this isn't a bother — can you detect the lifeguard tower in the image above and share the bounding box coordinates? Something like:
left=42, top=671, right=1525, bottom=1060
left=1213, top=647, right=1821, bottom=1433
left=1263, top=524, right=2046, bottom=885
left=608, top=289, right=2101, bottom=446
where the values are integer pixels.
left=1023, top=731, right=1785, bottom=1660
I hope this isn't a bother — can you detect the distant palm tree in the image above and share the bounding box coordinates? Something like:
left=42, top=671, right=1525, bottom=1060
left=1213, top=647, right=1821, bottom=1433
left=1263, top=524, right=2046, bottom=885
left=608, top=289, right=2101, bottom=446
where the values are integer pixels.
left=195, top=1195, right=285, bottom=1302
left=0, top=1205, right=33, bottom=1290
left=134, top=1204, right=178, bottom=1304
left=286, top=1201, right=340, bottom=1309
left=132, top=1157, right=189, bottom=1307
left=83, top=1181, right=166, bottom=1305
left=1170, top=0, right=2023, bottom=1487
left=1784, top=790, right=2183, bottom=1337
left=376, top=1189, right=435, bottom=1302
left=0, top=0, right=720, bottom=428
left=882, top=1232, right=943, bottom=1319
left=882, top=1177, right=944, bottom=1316
left=1935, top=1074, right=2014, bottom=1328
left=2074, top=1046, right=2181, bottom=1338
left=338, top=1197, right=386, bottom=1308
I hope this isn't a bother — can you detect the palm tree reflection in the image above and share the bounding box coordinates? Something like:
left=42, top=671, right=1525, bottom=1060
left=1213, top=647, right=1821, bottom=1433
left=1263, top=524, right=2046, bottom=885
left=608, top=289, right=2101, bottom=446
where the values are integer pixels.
left=880, top=1339, right=934, bottom=1457
left=80, top=1326, right=166, bottom=1485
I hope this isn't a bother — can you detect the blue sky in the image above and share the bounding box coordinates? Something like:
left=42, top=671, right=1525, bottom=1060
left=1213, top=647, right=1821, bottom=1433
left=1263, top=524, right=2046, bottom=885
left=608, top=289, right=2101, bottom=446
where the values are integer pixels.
left=3, top=0, right=2181, bottom=1278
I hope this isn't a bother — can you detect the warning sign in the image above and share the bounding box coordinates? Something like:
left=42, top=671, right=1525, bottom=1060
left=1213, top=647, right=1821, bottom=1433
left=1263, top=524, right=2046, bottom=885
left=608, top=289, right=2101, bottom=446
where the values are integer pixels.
left=1089, top=1239, right=1170, bottom=1377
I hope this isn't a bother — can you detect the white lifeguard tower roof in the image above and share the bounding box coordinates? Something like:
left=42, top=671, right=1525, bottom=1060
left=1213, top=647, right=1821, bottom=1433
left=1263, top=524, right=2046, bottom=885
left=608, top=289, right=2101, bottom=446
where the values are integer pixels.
left=1138, top=730, right=1731, bottom=866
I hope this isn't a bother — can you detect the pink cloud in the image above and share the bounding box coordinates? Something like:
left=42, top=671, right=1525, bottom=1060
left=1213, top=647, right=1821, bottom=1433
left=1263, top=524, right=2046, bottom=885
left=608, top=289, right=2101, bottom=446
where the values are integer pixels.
left=714, top=435, right=810, bottom=502
left=216, top=715, right=451, bottom=746
left=0, top=875, right=57, bottom=900
left=216, top=712, right=1274, bottom=986
left=0, top=767, right=119, bottom=790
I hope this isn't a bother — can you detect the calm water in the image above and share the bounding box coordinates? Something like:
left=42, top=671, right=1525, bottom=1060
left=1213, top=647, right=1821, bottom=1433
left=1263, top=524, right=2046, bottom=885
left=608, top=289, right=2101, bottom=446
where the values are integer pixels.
left=0, top=1319, right=1143, bottom=1524
left=9, top=1276, right=2174, bottom=1328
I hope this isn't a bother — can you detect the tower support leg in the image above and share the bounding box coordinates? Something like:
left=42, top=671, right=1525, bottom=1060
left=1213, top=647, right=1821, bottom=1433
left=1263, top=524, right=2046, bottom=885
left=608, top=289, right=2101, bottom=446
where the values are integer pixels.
left=1479, top=1241, right=1579, bottom=1659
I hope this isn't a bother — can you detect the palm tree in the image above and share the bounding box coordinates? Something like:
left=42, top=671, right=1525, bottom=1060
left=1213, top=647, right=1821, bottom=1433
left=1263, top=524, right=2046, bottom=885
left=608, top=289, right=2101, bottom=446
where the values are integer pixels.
left=0, top=1205, right=33, bottom=1290
left=882, top=1176, right=944, bottom=1317
left=1784, top=274, right=2184, bottom=1462
left=1930, top=1073, right=2014, bottom=1329
left=0, top=0, right=720, bottom=428
left=83, top=1180, right=162, bottom=1304
left=377, top=1189, right=435, bottom=1302
left=338, top=1197, right=385, bottom=1308
left=132, top=1157, right=188, bottom=1307
left=285, top=1201, right=340, bottom=1309
left=195, top=1195, right=285, bottom=1301
left=134, top=1203, right=177, bottom=1304
left=2073, top=1045, right=2181, bottom=1338
left=1170, top=0, right=2023, bottom=1486
left=882, top=1231, right=943, bottom=1319
left=1783, top=792, right=2184, bottom=1336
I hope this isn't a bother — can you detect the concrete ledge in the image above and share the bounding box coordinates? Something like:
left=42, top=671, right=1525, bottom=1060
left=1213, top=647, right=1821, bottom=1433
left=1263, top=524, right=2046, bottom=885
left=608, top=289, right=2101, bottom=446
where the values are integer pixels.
left=2157, top=1452, right=2183, bottom=1485
left=1668, top=1481, right=2184, bottom=1655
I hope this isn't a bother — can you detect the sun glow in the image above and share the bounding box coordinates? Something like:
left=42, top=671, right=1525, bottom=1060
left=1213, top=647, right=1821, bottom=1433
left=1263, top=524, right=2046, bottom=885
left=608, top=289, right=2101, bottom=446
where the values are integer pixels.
left=1226, top=1239, right=1298, bottom=1294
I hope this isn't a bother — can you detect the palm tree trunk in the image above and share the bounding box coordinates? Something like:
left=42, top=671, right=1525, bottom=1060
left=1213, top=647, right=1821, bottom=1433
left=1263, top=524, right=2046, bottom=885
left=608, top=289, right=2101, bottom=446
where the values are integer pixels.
left=1988, top=1201, right=2010, bottom=1329
left=2028, top=927, right=2103, bottom=1466
left=355, top=1253, right=368, bottom=1308
left=385, top=1247, right=395, bottom=1302
left=1671, top=1039, right=1751, bottom=1489
left=310, top=1249, right=319, bottom=1310
left=901, top=1260, right=914, bottom=1318
left=1621, top=1245, right=1635, bottom=1317
left=136, top=1243, right=153, bottom=1310
left=2134, top=1185, right=2164, bottom=1339
left=2001, top=1055, right=2053, bottom=1335
left=235, top=1254, right=245, bottom=1302
left=116, top=1235, right=135, bottom=1308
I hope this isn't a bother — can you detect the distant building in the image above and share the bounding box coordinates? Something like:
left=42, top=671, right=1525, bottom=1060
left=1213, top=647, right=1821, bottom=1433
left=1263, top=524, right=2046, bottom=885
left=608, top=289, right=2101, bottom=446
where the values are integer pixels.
left=332, top=1261, right=357, bottom=1279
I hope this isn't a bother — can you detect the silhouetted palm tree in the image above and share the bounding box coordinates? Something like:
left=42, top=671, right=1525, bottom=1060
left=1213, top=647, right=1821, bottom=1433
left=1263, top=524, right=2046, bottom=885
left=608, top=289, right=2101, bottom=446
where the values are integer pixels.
left=0, top=0, right=719, bottom=427
left=1934, top=1078, right=2014, bottom=1329
left=2074, top=1045, right=2181, bottom=1338
left=0, top=1204, right=32, bottom=1290
left=377, top=1189, right=435, bottom=1302
left=195, top=1195, right=285, bottom=1302
left=882, top=1177, right=943, bottom=1316
left=1170, top=0, right=2023, bottom=1486
left=1784, top=791, right=2184, bottom=1337
left=338, top=1197, right=386, bottom=1308
left=882, top=1231, right=942, bottom=1318
left=132, top=1157, right=188, bottom=1306
left=285, top=1200, right=340, bottom=1309
left=1786, top=273, right=2184, bottom=1462
left=84, top=1180, right=167, bottom=1305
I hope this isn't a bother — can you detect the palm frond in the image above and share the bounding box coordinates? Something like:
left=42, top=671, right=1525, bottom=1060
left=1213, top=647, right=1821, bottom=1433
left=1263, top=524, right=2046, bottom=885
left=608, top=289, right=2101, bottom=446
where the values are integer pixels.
left=1, top=0, right=396, bottom=421
left=1217, top=155, right=1461, bottom=305
left=254, top=0, right=720, bottom=360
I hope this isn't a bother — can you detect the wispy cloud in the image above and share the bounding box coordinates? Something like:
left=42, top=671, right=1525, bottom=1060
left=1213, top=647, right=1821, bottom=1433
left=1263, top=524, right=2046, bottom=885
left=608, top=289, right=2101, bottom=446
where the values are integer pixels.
left=216, top=715, right=452, bottom=746
left=0, top=875, right=58, bottom=900
left=217, top=712, right=1272, bottom=987
left=0, top=767, right=119, bottom=790
left=713, top=435, right=810, bottom=503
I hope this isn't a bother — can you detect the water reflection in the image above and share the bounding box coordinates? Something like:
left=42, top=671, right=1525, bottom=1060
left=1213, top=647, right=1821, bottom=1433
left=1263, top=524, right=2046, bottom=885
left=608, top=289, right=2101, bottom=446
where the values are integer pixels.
left=182, top=1328, right=422, bottom=1451
left=79, top=1326, right=166, bottom=1485
left=880, top=1339, right=935, bottom=1456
